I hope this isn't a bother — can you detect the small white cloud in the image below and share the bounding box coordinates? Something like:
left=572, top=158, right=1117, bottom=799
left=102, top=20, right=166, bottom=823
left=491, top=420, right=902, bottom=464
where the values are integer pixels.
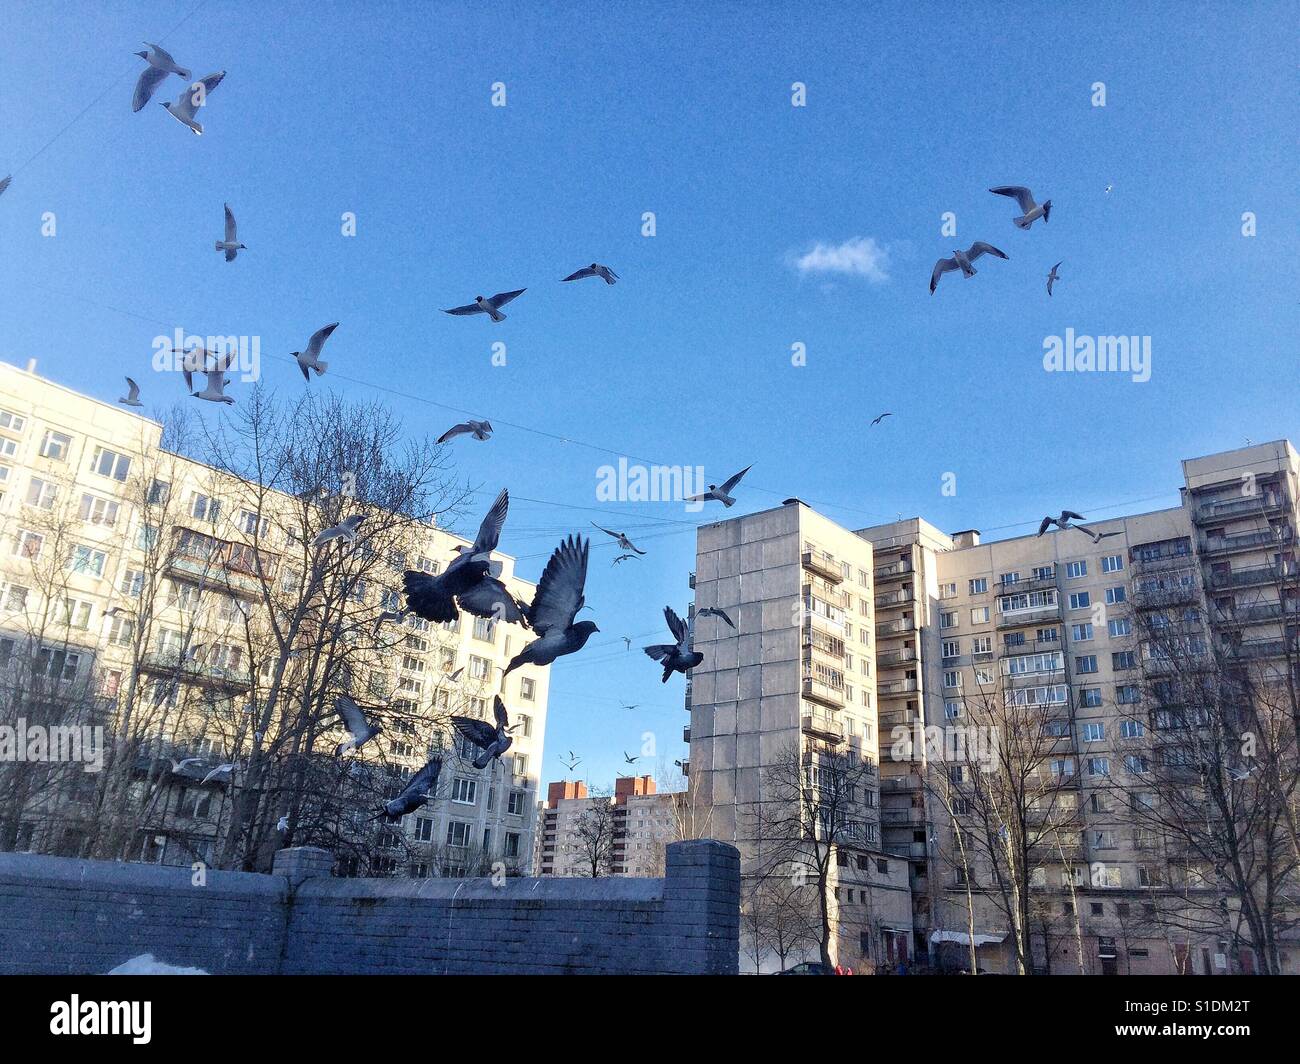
left=790, top=236, right=890, bottom=283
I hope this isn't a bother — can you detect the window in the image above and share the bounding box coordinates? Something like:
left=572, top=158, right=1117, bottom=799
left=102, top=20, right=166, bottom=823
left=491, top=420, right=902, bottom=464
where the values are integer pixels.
left=970, top=607, right=990, bottom=624
left=1068, top=592, right=1090, bottom=610
left=1080, top=688, right=1102, bottom=708
left=1082, top=722, right=1105, bottom=742
left=469, top=655, right=492, bottom=681
left=972, top=635, right=991, bottom=655
left=1071, top=622, right=1094, bottom=641
left=1120, top=719, right=1144, bottom=738
left=1075, top=655, right=1098, bottom=674
left=1050, top=758, right=1075, bottom=778
left=238, top=509, right=269, bottom=536
left=39, top=430, right=72, bottom=462
left=943, top=670, right=961, bottom=689
left=507, top=790, right=526, bottom=816
left=1125, top=754, right=1150, bottom=774
left=939, top=582, right=957, bottom=599
left=451, top=778, right=477, bottom=805
left=999, top=572, right=1020, bottom=586
left=1032, top=565, right=1055, bottom=581
left=79, top=493, right=120, bottom=526
left=520, top=677, right=536, bottom=701
left=90, top=446, right=130, bottom=481
left=1112, top=650, right=1136, bottom=670
left=1108, top=618, right=1132, bottom=637
left=191, top=493, right=221, bottom=522
left=1037, top=627, right=1059, bottom=643
left=473, top=615, right=496, bottom=641
left=944, top=701, right=963, bottom=720
left=0, top=409, right=27, bottom=433
left=1102, top=554, right=1123, bottom=573
left=1066, top=560, right=1087, bottom=579
left=1105, top=586, right=1126, bottom=605
left=446, top=821, right=472, bottom=848
left=119, top=568, right=144, bottom=596
left=504, top=832, right=521, bottom=859
left=942, top=639, right=960, bottom=659
left=414, top=817, right=435, bottom=842
left=1116, top=685, right=1140, bottom=705
left=1044, top=719, right=1070, bottom=737
left=61, top=598, right=93, bottom=629
left=939, top=611, right=957, bottom=629
left=69, top=545, right=107, bottom=577
left=1086, top=757, right=1110, bottom=777
left=37, top=647, right=81, bottom=681
left=108, top=615, right=135, bottom=645
left=2, top=582, right=29, bottom=610
left=25, top=478, right=58, bottom=509
left=968, top=577, right=987, bottom=595
left=13, top=529, right=44, bottom=560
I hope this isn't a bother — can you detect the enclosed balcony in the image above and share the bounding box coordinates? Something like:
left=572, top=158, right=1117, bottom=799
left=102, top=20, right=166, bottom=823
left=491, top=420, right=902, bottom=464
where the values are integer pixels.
left=802, top=675, right=846, bottom=708
left=1209, top=563, right=1295, bottom=590
left=1214, top=601, right=1300, bottom=627
left=1193, top=493, right=1286, bottom=525
left=876, top=617, right=919, bottom=638
left=801, top=710, right=845, bottom=743
left=875, top=585, right=918, bottom=610
left=876, top=647, right=918, bottom=668
left=878, top=678, right=918, bottom=699
left=802, top=549, right=845, bottom=584
left=873, top=558, right=914, bottom=584
left=1132, top=581, right=1200, bottom=609
left=1201, top=526, right=1293, bottom=557
left=995, top=603, right=1062, bottom=629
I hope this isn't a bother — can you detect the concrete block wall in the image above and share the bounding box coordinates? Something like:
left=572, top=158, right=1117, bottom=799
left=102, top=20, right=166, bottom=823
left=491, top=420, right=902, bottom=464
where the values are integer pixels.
left=0, top=840, right=740, bottom=975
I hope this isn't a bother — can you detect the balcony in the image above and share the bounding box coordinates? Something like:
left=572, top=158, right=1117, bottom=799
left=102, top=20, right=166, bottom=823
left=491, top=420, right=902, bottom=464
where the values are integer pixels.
left=875, top=586, right=917, bottom=610
left=688, top=571, right=696, bottom=590
left=873, top=559, right=914, bottom=583
left=998, top=572, right=1057, bottom=595
left=802, top=549, right=844, bottom=584
left=1231, top=638, right=1288, bottom=661
left=1194, top=494, right=1286, bottom=525
left=682, top=726, right=691, bottom=744
left=1209, top=563, right=1295, bottom=590
left=879, top=709, right=919, bottom=729
left=680, top=760, right=689, bottom=776
left=880, top=774, right=922, bottom=792
left=1202, top=527, right=1292, bottom=557
left=802, top=675, right=846, bottom=708
left=876, top=617, right=918, bottom=638
left=1132, top=582, right=1200, bottom=609
left=878, top=678, right=918, bottom=699
left=876, top=647, right=917, bottom=668
left=1215, top=601, right=1300, bottom=627
left=684, top=681, right=692, bottom=710
left=996, top=603, right=1062, bottom=629
left=881, top=806, right=925, bottom=826
left=801, top=711, right=845, bottom=743
left=1131, top=549, right=1195, bottom=572
left=802, top=625, right=846, bottom=661
left=140, top=651, right=251, bottom=690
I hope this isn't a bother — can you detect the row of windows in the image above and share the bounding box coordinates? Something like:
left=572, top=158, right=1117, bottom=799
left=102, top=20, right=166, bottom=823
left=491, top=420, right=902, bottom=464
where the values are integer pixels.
left=939, top=557, right=1126, bottom=602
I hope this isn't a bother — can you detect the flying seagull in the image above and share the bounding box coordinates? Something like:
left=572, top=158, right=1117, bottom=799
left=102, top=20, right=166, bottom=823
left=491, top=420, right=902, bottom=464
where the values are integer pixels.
left=560, top=754, right=582, bottom=772
left=293, top=322, right=337, bottom=382
left=562, top=263, right=619, bottom=285
left=698, top=606, right=737, bottom=630
left=174, top=344, right=226, bottom=392
left=870, top=412, right=892, bottom=426
left=379, top=757, right=443, bottom=822
left=1228, top=765, right=1256, bottom=781
left=930, top=242, right=1009, bottom=293
left=313, top=514, right=365, bottom=548
left=623, top=752, right=639, bottom=764
left=192, top=367, right=234, bottom=404
left=504, top=535, right=598, bottom=675
left=373, top=608, right=408, bottom=635
left=687, top=465, right=752, bottom=508
left=200, top=762, right=237, bottom=786
left=216, top=203, right=246, bottom=261
left=620, top=701, right=640, bottom=710
left=162, top=71, right=226, bottom=135
left=612, top=554, right=638, bottom=567
left=1083, top=528, right=1123, bottom=544
left=451, top=696, right=513, bottom=769
left=0, top=175, right=10, bottom=197
left=132, top=43, right=190, bottom=112
left=591, top=522, right=646, bottom=554
left=444, top=289, right=526, bottom=323
left=437, top=419, right=493, bottom=444
left=169, top=757, right=205, bottom=775
left=1104, top=184, right=1114, bottom=195
left=333, top=694, right=382, bottom=755
left=119, top=376, right=143, bottom=408
left=276, top=815, right=290, bottom=833
left=1047, top=261, right=1062, bottom=297
left=1037, top=511, right=1087, bottom=536
left=622, top=637, right=632, bottom=651
left=989, top=185, right=1053, bottom=229
left=403, top=489, right=525, bottom=625
left=644, top=606, right=703, bottom=683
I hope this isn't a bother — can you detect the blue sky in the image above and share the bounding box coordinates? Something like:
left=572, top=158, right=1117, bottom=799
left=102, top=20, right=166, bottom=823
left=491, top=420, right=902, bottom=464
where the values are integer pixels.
left=1, top=1, right=1296, bottom=789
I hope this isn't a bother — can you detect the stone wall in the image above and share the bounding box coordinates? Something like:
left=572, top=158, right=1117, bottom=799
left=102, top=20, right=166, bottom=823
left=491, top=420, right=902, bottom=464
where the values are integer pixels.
left=0, top=840, right=739, bottom=975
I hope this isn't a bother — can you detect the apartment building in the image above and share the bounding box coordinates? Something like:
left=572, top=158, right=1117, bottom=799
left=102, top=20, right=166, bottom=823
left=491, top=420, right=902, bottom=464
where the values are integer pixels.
left=0, top=360, right=548, bottom=874
left=535, top=775, right=680, bottom=877
left=691, top=443, right=1300, bottom=974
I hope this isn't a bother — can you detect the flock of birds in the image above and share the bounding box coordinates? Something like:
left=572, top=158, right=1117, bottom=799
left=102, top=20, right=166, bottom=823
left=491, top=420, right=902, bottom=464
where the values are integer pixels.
left=929, top=185, right=1062, bottom=297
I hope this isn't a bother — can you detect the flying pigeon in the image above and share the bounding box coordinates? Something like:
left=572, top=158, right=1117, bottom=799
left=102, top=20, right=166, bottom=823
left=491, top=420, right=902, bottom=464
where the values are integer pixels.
left=870, top=413, right=892, bottom=426
left=644, top=606, right=703, bottom=683
left=1047, top=262, right=1062, bottom=297
left=1037, top=511, right=1087, bottom=536
left=162, top=71, right=226, bottom=135
left=380, top=757, right=443, bottom=821
left=119, top=377, right=143, bottom=408
left=437, top=420, right=493, bottom=444
left=623, top=752, right=639, bottom=764
left=687, top=465, right=752, bottom=508
left=444, top=290, right=526, bottom=323
left=504, top=535, right=598, bottom=675
left=698, top=606, right=736, bottom=629
left=451, top=696, right=513, bottom=769
left=132, top=43, right=190, bottom=112
left=562, top=263, right=619, bottom=285
left=930, top=242, right=1009, bottom=293
left=200, top=762, right=237, bottom=786
left=612, top=554, right=638, bottom=566
left=0, top=175, right=10, bottom=197
left=403, top=489, right=525, bottom=625
left=591, top=523, right=645, bottom=554
left=989, top=185, right=1052, bottom=229
left=333, top=694, right=382, bottom=755
left=192, top=367, right=234, bottom=404
left=293, top=322, right=337, bottom=382
left=216, top=203, right=246, bottom=261
left=312, top=514, right=365, bottom=548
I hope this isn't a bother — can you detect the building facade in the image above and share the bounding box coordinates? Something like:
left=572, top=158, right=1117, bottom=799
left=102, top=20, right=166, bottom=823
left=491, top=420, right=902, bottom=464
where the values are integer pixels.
left=536, top=775, right=681, bottom=878
left=0, top=360, right=549, bottom=876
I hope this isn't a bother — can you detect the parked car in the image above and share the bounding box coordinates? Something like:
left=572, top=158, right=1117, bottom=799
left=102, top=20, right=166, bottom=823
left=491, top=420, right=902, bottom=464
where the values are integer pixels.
left=774, top=961, right=834, bottom=975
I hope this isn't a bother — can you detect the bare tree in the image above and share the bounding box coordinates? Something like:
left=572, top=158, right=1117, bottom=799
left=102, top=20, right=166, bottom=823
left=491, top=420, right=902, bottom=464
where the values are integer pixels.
left=573, top=787, right=617, bottom=878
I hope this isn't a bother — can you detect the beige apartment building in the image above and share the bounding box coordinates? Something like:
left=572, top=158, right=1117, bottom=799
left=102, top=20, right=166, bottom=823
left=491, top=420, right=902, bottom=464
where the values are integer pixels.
left=535, top=775, right=680, bottom=877
left=0, top=360, right=549, bottom=875
left=690, top=443, right=1300, bottom=974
